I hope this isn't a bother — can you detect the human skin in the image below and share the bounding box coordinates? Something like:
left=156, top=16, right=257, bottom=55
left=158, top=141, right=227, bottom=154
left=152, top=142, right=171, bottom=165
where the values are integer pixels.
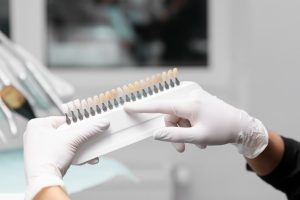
left=246, top=130, right=284, bottom=176
left=34, top=186, right=70, bottom=200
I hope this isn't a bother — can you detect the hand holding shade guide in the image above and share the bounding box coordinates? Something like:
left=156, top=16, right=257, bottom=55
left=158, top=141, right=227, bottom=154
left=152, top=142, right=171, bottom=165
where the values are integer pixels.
left=60, top=68, right=202, bottom=164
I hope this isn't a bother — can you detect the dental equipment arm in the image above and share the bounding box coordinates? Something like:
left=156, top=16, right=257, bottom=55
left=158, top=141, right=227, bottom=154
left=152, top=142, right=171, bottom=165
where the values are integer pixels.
left=23, top=116, right=110, bottom=200
left=0, top=97, right=17, bottom=135
left=0, top=67, right=18, bottom=135
left=0, top=31, right=65, bottom=113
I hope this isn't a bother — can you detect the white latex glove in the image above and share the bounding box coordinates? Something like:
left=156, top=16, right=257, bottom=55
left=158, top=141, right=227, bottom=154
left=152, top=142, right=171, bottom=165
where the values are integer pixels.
left=23, top=116, right=110, bottom=200
left=124, top=88, right=268, bottom=159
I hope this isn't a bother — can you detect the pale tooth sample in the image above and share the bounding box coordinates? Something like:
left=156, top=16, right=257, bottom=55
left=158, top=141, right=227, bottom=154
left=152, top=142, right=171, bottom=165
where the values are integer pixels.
left=67, top=101, right=75, bottom=112
left=139, top=79, right=146, bottom=89
left=172, top=68, right=178, bottom=77
left=117, top=87, right=124, bottom=96
left=122, top=85, right=129, bottom=95
left=61, top=103, right=72, bottom=124
left=145, top=77, right=152, bottom=87
left=93, top=95, right=101, bottom=113
left=162, top=72, right=167, bottom=81
left=105, top=91, right=112, bottom=101
left=99, top=93, right=105, bottom=103
left=81, top=100, right=88, bottom=110
left=151, top=75, right=157, bottom=84
left=128, top=83, right=135, bottom=93
left=61, top=103, right=69, bottom=114
left=73, top=99, right=81, bottom=110
left=156, top=73, right=162, bottom=82
left=111, top=89, right=118, bottom=98
left=93, top=95, right=100, bottom=104
left=134, top=81, right=141, bottom=91
left=167, top=69, right=173, bottom=79
left=87, top=97, right=94, bottom=107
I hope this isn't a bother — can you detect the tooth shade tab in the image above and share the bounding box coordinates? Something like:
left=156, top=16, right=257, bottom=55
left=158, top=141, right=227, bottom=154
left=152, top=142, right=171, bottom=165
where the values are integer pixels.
left=117, top=87, right=124, bottom=96
left=81, top=100, right=88, bottom=109
left=87, top=97, right=94, bottom=107
left=61, top=103, right=69, bottom=114
left=151, top=75, right=157, bottom=84
left=122, top=85, right=129, bottom=94
left=105, top=91, right=112, bottom=101
left=67, top=101, right=75, bottom=111
left=172, top=68, right=178, bottom=77
left=128, top=83, right=135, bottom=92
left=111, top=89, right=118, bottom=98
left=134, top=81, right=141, bottom=91
left=145, top=77, right=152, bottom=86
left=73, top=99, right=81, bottom=110
left=63, top=68, right=180, bottom=125
left=99, top=93, right=105, bottom=103
left=140, top=80, right=146, bottom=88
left=162, top=72, right=167, bottom=81
left=167, top=69, right=173, bottom=79
left=156, top=73, right=162, bottom=82
left=93, top=96, right=100, bottom=104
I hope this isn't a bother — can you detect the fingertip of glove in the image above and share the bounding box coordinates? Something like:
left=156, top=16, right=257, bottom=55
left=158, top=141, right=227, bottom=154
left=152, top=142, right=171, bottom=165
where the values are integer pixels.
left=152, top=128, right=166, bottom=140
left=123, top=103, right=136, bottom=112
left=88, top=117, right=110, bottom=129
left=97, top=118, right=110, bottom=129
left=173, top=143, right=185, bottom=153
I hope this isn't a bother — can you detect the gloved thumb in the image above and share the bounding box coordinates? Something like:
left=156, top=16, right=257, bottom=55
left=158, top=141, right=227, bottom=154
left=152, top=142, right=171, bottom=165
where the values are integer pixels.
left=153, top=126, right=197, bottom=143
left=67, top=117, right=110, bottom=144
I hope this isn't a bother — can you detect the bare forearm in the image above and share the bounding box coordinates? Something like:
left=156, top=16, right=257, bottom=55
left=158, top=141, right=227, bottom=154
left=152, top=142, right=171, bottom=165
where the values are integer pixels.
left=34, top=186, right=70, bottom=200
left=246, top=130, right=284, bottom=176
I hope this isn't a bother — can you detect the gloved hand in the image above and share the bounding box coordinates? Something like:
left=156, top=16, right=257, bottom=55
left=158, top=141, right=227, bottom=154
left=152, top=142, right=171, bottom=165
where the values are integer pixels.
left=23, top=116, right=110, bottom=200
left=124, top=88, right=268, bottom=159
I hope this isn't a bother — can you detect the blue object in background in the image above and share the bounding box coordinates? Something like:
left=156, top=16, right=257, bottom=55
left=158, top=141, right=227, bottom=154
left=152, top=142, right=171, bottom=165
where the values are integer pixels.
left=0, top=149, right=138, bottom=194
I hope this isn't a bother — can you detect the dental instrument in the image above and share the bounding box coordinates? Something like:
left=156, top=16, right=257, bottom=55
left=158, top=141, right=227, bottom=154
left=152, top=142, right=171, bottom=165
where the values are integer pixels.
left=0, top=31, right=65, bottom=113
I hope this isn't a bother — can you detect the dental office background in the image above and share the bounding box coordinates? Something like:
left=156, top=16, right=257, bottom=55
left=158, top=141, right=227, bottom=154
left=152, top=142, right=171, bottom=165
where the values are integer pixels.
left=1, top=0, right=299, bottom=199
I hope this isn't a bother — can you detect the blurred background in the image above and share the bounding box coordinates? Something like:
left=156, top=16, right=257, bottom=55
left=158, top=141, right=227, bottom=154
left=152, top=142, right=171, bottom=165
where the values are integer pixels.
left=1, top=0, right=300, bottom=199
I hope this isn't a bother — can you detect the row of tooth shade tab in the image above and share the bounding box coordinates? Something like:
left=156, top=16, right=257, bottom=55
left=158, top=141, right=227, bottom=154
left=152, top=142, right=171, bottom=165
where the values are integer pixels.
left=61, top=68, right=180, bottom=124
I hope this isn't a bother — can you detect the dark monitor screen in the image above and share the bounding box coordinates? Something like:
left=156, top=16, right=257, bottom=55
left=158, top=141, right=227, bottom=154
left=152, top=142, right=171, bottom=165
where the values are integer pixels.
left=0, top=0, right=10, bottom=37
left=47, top=0, right=208, bottom=68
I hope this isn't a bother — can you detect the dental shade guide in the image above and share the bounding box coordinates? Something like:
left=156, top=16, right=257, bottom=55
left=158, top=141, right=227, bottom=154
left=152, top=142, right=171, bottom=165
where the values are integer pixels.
left=60, top=68, right=202, bottom=164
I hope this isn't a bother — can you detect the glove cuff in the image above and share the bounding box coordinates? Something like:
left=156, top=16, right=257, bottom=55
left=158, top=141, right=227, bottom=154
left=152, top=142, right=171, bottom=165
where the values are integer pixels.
left=234, top=111, right=269, bottom=159
left=25, top=169, right=64, bottom=200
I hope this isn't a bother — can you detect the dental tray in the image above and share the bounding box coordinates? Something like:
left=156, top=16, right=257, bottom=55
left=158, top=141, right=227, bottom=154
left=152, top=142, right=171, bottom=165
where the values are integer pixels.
left=60, top=68, right=201, bottom=164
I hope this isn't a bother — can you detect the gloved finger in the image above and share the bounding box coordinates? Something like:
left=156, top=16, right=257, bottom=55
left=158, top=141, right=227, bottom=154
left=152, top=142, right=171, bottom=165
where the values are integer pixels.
left=172, top=143, right=185, bottom=153
left=189, top=89, right=206, bottom=99
left=164, top=114, right=180, bottom=126
left=153, top=126, right=198, bottom=143
left=164, top=115, right=185, bottom=152
left=27, top=116, right=65, bottom=129
left=171, top=119, right=191, bottom=152
left=124, top=100, right=193, bottom=119
left=49, top=116, right=67, bottom=129
left=67, top=117, right=110, bottom=143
